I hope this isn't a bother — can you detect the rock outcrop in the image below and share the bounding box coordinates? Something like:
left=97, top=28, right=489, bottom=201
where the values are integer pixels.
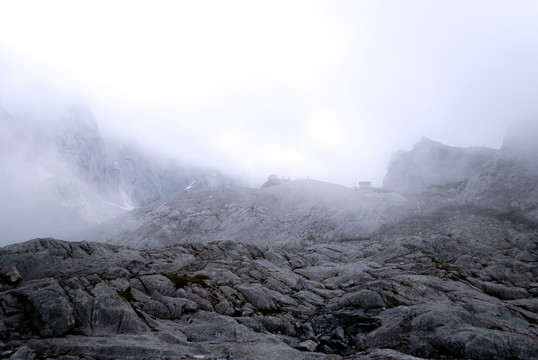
left=85, top=180, right=412, bottom=248
left=1, top=204, right=536, bottom=359
left=461, top=118, right=538, bottom=221
left=383, top=137, right=495, bottom=194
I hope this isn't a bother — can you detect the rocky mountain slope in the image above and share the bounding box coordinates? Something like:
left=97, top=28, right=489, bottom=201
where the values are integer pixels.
left=85, top=118, right=537, bottom=250
left=84, top=180, right=412, bottom=248
left=1, top=119, right=537, bottom=359
left=0, top=104, right=236, bottom=245
left=1, top=204, right=536, bottom=359
left=383, top=118, right=538, bottom=220
left=383, top=137, right=495, bottom=194
left=461, top=118, right=538, bottom=222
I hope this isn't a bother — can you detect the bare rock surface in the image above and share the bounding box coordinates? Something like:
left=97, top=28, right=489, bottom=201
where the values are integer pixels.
left=461, top=118, right=538, bottom=222
left=1, top=204, right=536, bottom=359
left=86, top=180, right=412, bottom=248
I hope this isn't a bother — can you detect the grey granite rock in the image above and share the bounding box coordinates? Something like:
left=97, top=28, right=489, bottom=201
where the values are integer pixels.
left=298, top=339, right=318, bottom=351
left=237, top=284, right=277, bottom=312
left=25, top=283, right=75, bottom=337
left=8, top=345, right=36, bottom=360
left=0, top=266, right=21, bottom=287
left=0, top=226, right=536, bottom=359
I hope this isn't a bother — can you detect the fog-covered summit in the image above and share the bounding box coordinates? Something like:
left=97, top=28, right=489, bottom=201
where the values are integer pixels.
left=0, top=103, right=237, bottom=245
left=501, top=117, right=538, bottom=155
left=461, top=118, right=538, bottom=221
left=383, top=136, right=495, bottom=194
left=380, top=120, right=538, bottom=223
left=78, top=119, right=538, bottom=250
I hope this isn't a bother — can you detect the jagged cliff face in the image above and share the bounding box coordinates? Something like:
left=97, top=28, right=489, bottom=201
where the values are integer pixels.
left=383, top=137, right=495, bottom=194
left=461, top=118, right=538, bottom=221
left=0, top=105, right=236, bottom=245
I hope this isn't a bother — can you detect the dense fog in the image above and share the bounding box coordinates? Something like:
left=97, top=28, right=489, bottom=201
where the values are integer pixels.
left=2, top=1, right=538, bottom=187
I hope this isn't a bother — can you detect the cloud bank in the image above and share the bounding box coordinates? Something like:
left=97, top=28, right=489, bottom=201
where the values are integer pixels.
left=1, top=0, right=538, bottom=186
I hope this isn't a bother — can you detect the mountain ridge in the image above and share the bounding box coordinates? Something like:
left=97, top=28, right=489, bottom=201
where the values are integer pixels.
left=383, top=136, right=496, bottom=194
left=83, top=179, right=411, bottom=248
left=78, top=119, right=538, bottom=250
left=0, top=103, right=238, bottom=245
left=460, top=118, right=538, bottom=221
left=1, top=116, right=537, bottom=359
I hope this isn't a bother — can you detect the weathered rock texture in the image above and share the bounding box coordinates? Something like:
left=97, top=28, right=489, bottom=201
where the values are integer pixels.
left=1, top=205, right=536, bottom=359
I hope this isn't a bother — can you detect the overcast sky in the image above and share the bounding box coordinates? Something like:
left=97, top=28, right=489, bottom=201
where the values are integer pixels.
left=1, top=0, right=538, bottom=187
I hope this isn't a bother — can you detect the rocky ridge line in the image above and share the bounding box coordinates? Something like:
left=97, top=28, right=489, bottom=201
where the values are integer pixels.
left=86, top=180, right=412, bottom=249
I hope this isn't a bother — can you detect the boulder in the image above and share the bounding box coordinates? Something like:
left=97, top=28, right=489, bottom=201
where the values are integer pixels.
left=237, top=285, right=277, bottom=312
left=25, top=283, right=75, bottom=337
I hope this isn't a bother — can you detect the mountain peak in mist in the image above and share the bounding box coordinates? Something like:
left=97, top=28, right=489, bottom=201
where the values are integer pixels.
left=416, top=136, right=442, bottom=147
left=502, top=117, right=538, bottom=154
left=383, top=137, right=496, bottom=194
left=462, top=117, right=538, bottom=219
left=0, top=103, right=238, bottom=246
